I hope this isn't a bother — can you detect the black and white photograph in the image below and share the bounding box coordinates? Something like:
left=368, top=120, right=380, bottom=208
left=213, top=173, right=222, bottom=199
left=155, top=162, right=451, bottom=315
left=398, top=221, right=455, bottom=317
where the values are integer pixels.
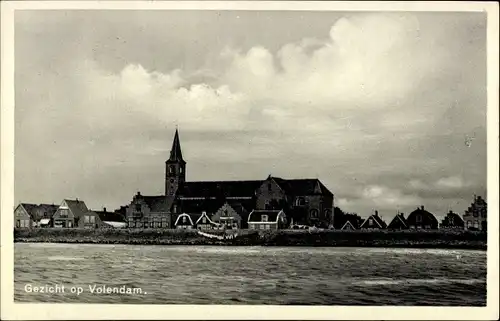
left=1, top=1, right=498, bottom=320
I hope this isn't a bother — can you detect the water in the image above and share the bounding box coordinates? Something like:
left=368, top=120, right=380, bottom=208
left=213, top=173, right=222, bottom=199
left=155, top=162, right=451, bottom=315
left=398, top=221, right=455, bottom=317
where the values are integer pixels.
left=14, top=243, right=486, bottom=305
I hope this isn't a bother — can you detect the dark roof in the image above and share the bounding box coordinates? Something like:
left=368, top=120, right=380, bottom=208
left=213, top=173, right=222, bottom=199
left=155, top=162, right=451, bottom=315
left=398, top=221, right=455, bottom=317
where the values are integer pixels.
left=179, top=180, right=263, bottom=198
left=388, top=213, right=408, bottom=228
left=407, top=207, right=439, bottom=224
left=167, top=129, right=185, bottom=163
left=248, top=210, right=284, bottom=223
left=360, top=213, right=387, bottom=228
left=142, top=196, right=168, bottom=212
left=272, top=177, right=333, bottom=196
left=94, top=210, right=126, bottom=222
left=19, top=203, right=39, bottom=216
left=64, top=199, right=89, bottom=218
left=441, top=211, right=464, bottom=225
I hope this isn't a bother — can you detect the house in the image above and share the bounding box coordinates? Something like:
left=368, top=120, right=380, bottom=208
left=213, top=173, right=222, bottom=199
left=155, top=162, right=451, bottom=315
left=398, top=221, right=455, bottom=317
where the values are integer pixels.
left=359, top=211, right=387, bottom=229
left=173, top=213, right=196, bottom=229
left=125, top=129, right=335, bottom=229
left=406, top=206, right=439, bottom=230
left=463, top=195, right=487, bottom=232
left=14, top=203, right=37, bottom=228
left=195, top=212, right=219, bottom=230
left=52, top=199, right=101, bottom=228
left=211, top=202, right=242, bottom=229
left=387, top=213, right=408, bottom=230
left=126, top=193, right=171, bottom=228
left=94, top=207, right=127, bottom=229
left=440, top=210, right=465, bottom=230
left=340, top=220, right=357, bottom=230
left=247, top=210, right=287, bottom=230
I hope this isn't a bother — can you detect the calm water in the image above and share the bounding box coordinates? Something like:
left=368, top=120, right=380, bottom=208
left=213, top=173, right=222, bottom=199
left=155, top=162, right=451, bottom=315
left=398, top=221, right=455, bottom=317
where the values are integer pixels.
left=14, top=243, right=486, bottom=305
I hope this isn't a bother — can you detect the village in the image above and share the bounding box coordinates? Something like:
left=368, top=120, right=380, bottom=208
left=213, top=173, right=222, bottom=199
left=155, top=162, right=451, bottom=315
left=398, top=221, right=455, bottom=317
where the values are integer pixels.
left=14, top=130, right=488, bottom=234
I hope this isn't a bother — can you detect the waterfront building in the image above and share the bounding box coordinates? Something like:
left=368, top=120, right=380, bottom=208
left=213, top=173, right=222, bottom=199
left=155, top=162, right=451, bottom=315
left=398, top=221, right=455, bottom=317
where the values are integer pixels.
left=247, top=210, right=287, bottom=230
left=440, top=210, right=465, bottom=230
left=14, top=203, right=59, bottom=228
left=173, top=213, right=196, bottom=229
left=126, top=129, right=335, bottom=229
left=359, top=211, right=387, bottom=229
left=340, top=220, right=357, bottom=230
left=52, top=199, right=101, bottom=228
left=94, top=207, right=127, bottom=228
left=463, top=195, right=487, bottom=231
left=387, top=213, right=408, bottom=230
left=406, top=206, right=439, bottom=229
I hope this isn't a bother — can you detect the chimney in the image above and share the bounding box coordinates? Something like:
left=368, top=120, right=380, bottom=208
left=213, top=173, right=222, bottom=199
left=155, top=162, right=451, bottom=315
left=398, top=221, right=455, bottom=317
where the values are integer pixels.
left=76, top=198, right=79, bottom=202
left=375, top=210, right=379, bottom=217
left=103, top=207, right=107, bottom=213
left=420, top=205, right=424, bottom=210
left=400, top=213, right=405, bottom=219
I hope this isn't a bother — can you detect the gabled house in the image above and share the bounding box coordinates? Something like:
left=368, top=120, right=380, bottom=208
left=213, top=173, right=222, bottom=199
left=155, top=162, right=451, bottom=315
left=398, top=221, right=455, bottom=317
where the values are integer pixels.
left=52, top=199, right=100, bottom=228
left=126, top=192, right=171, bottom=228
left=440, top=210, right=465, bottom=230
left=387, top=213, right=408, bottom=230
left=406, top=206, right=439, bottom=230
left=195, top=212, right=219, bottom=230
left=340, top=220, right=357, bottom=230
left=463, top=195, right=487, bottom=232
left=248, top=210, right=287, bottom=230
left=359, top=211, right=387, bottom=229
left=14, top=203, right=37, bottom=228
left=211, top=203, right=242, bottom=229
left=173, top=213, right=195, bottom=229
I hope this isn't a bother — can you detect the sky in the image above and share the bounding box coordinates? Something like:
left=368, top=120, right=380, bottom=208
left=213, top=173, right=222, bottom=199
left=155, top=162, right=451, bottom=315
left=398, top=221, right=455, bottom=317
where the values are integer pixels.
left=14, top=10, right=487, bottom=222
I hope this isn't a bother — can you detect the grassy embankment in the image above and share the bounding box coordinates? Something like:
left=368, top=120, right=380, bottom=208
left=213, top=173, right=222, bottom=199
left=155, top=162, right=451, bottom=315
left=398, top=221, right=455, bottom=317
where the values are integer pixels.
left=14, top=228, right=486, bottom=250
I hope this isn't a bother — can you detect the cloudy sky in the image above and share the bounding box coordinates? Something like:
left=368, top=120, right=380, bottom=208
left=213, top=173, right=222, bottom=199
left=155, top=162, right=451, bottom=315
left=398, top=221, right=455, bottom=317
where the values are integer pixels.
left=14, top=10, right=487, bottom=221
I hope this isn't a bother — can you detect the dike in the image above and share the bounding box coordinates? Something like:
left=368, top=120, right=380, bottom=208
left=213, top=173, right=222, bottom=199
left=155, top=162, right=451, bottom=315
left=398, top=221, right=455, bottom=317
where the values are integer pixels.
left=13, top=228, right=486, bottom=250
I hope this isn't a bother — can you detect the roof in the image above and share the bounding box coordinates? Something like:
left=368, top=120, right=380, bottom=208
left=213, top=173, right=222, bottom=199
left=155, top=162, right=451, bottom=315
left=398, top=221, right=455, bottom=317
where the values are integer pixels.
left=64, top=199, right=89, bottom=218
left=19, top=203, right=38, bottom=216
left=178, top=180, right=263, bottom=198
left=442, top=211, right=464, bottom=224
left=408, top=208, right=438, bottom=223
left=388, top=213, right=408, bottom=228
left=167, top=129, right=185, bottom=163
left=142, top=196, right=168, bottom=212
left=248, top=210, right=285, bottom=223
left=93, top=210, right=126, bottom=222
left=173, top=213, right=195, bottom=226
left=272, top=177, right=333, bottom=196
left=341, top=220, right=356, bottom=230
left=360, top=213, right=387, bottom=228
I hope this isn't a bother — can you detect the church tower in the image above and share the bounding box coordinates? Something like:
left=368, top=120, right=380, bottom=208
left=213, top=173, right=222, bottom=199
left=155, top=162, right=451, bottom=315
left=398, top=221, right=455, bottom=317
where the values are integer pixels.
left=165, top=129, right=186, bottom=196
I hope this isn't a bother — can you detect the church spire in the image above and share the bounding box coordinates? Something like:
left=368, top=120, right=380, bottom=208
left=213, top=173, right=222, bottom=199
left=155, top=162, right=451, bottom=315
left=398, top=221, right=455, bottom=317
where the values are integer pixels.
left=168, top=128, right=184, bottom=162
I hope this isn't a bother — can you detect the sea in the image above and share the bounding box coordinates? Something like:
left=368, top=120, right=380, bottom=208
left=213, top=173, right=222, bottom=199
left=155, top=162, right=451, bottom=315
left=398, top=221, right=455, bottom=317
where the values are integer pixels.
left=14, top=243, right=486, bottom=305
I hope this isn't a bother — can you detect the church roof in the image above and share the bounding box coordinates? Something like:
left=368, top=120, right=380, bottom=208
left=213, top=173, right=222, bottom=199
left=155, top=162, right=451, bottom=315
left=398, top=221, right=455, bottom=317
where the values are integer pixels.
left=167, top=129, right=184, bottom=163
left=179, top=180, right=263, bottom=198
left=272, top=177, right=333, bottom=196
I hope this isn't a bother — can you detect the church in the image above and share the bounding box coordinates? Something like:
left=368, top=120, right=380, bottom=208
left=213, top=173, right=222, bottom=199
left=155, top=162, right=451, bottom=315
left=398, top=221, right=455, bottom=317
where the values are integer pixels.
left=125, top=129, right=335, bottom=229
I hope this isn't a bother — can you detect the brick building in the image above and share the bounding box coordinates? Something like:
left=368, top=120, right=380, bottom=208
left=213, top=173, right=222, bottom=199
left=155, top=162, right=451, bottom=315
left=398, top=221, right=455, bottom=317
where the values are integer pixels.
left=126, top=129, right=335, bottom=228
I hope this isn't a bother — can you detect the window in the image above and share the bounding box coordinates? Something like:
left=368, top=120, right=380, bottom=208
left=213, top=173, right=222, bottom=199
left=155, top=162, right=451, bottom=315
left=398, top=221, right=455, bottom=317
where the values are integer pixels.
left=473, top=221, right=479, bottom=229
left=416, top=215, right=422, bottom=223
left=150, top=221, right=154, bottom=228
left=449, top=216, right=454, bottom=225
left=90, top=216, right=95, bottom=223
left=260, top=224, right=265, bottom=230
left=16, top=220, right=20, bottom=228
left=467, top=220, right=472, bottom=228
left=68, top=221, right=73, bottom=228
left=202, top=217, right=207, bottom=223
left=59, top=209, right=68, bottom=217
left=310, top=209, right=319, bottom=218
left=169, top=166, right=174, bottom=174
left=84, top=215, right=90, bottom=224
left=179, top=167, right=183, bottom=174
left=173, top=205, right=177, bottom=213
left=296, top=198, right=305, bottom=206
left=182, top=216, right=187, bottom=223
left=135, top=204, right=141, bottom=212
left=262, top=215, right=268, bottom=222
left=265, top=224, right=270, bottom=230
left=368, top=218, right=373, bottom=226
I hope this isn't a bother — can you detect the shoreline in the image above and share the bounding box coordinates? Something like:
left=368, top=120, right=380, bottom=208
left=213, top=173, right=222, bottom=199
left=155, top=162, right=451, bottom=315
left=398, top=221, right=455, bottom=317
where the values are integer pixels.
left=14, top=228, right=487, bottom=250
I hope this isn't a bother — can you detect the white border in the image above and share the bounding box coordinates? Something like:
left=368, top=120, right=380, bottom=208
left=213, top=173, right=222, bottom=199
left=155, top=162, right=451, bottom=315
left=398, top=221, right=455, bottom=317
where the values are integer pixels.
left=1, top=1, right=499, bottom=320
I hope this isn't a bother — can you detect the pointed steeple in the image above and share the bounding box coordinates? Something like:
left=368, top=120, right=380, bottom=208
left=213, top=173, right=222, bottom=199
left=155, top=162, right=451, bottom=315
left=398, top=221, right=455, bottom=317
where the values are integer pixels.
left=168, top=128, right=184, bottom=163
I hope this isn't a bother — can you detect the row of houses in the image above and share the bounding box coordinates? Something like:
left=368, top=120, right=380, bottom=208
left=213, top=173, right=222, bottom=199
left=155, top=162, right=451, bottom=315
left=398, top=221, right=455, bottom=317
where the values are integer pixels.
left=338, top=195, right=487, bottom=232
left=14, top=195, right=487, bottom=232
